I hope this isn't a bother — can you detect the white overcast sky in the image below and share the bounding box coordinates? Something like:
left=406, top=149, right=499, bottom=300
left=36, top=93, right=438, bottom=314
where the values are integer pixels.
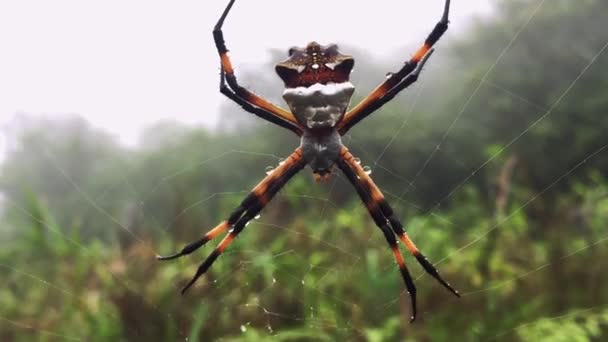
left=0, top=0, right=493, bottom=148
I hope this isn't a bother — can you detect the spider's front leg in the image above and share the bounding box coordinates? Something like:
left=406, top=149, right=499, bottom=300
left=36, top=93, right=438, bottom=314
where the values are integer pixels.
left=338, top=154, right=418, bottom=320
left=338, top=0, right=451, bottom=134
left=337, top=147, right=459, bottom=322
left=158, top=148, right=306, bottom=293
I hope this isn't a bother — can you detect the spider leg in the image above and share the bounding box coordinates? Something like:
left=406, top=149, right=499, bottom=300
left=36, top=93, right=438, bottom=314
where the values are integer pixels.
left=339, top=49, right=435, bottom=135
left=218, top=65, right=303, bottom=136
left=158, top=147, right=305, bottom=261
left=170, top=148, right=306, bottom=294
left=338, top=0, right=450, bottom=134
left=337, top=152, right=418, bottom=322
left=214, top=0, right=303, bottom=134
left=156, top=207, right=243, bottom=261
left=340, top=147, right=460, bottom=299
left=180, top=209, right=257, bottom=294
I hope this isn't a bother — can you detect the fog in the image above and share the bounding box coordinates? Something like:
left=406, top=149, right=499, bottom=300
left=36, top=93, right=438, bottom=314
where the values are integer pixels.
left=0, top=0, right=492, bottom=148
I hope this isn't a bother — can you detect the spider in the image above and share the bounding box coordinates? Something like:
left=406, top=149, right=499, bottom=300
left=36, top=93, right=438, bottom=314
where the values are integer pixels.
left=158, top=0, right=459, bottom=322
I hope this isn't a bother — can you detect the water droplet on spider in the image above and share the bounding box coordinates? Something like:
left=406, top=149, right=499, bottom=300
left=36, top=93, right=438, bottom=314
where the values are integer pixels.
left=278, top=158, right=286, bottom=165
left=354, top=157, right=361, bottom=165
left=240, top=325, right=247, bottom=333
left=245, top=221, right=251, bottom=227
left=265, top=166, right=275, bottom=175
left=363, top=166, right=373, bottom=175
left=254, top=214, right=261, bottom=220
left=386, top=72, right=394, bottom=79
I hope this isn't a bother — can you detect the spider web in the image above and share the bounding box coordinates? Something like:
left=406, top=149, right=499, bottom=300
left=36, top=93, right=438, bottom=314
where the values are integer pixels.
left=2, top=0, right=608, bottom=341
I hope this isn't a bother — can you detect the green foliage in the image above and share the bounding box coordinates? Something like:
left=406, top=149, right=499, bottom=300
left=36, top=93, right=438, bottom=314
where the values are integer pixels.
left=516, top=308, right=608, bottom=342
left=1, top=0, right=608, bottom=340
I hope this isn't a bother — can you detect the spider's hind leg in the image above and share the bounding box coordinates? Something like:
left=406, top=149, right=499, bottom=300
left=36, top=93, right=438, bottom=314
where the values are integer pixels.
left=338, top=0, right=451, bottom=134
left=212, top=0, right=303, bottom=135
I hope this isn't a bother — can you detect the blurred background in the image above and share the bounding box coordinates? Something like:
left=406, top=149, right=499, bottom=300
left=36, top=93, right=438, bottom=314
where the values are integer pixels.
left=1, top=0, right=607, bottom=341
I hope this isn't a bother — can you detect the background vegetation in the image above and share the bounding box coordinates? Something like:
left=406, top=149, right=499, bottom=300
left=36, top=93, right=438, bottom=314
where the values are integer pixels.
left=1, top=0, right=608, bottom=340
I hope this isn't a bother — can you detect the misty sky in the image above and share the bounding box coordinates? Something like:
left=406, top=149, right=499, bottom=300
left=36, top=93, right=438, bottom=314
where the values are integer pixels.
left=0, top=0, right=493, bottom=147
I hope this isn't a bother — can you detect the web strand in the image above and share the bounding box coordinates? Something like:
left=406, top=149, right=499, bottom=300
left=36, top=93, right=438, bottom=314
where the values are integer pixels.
left=398, top=0, right=547, bottom=198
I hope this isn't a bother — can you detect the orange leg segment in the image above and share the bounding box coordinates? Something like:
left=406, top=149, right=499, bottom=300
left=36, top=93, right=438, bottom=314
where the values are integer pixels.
left=213, top=0, right=302, bottom=133
left=338, top=0, right=451, bottom=134
left=339, top=146, right=459, bottom=320
left=158, top=148, right=306, bottom=294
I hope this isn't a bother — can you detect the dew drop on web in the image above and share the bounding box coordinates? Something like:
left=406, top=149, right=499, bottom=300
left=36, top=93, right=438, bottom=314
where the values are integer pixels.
left=354, top=157, right=361, bottom=165
left=363, top=166, right=373, bottom=175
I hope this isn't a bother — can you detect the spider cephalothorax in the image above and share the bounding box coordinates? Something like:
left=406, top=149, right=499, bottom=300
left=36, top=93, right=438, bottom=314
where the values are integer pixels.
left=159, top=0, right=459, bottom=322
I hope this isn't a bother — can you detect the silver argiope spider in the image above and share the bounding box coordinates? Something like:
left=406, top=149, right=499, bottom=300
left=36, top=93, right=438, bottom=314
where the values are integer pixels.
left=159, top=0, right=459, bottom=322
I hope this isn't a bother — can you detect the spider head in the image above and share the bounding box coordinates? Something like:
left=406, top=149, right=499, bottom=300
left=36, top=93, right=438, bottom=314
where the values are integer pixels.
left=275, top=42, right=354, bottom=88
left=277, top=42, right=355, bottom=130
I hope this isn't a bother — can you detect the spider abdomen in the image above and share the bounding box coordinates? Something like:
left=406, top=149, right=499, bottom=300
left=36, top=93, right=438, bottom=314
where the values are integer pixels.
left=282, top=82, right=355, bottom=129
left=300, top=129, right=342, bottom=176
